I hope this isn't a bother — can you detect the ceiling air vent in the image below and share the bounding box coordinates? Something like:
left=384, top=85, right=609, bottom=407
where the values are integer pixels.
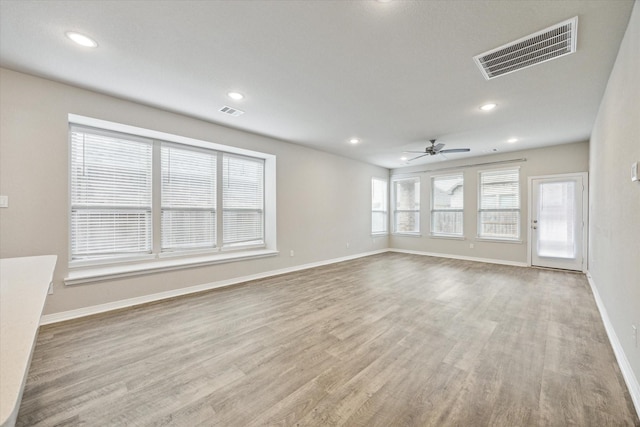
left=473, top=16, right=578, bottom=80
left=219, top=106, right=245, bottom=117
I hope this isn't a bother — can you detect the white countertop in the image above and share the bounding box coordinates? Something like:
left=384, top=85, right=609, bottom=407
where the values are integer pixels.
left=0, top=255, right=57, bottom=427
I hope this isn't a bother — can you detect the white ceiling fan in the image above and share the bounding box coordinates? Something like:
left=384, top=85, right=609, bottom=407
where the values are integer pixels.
left=404, top=139, right=470, bottom=161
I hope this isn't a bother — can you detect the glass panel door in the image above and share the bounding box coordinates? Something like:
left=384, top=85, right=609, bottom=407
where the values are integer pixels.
left=531, top=174, right=586, bottom=271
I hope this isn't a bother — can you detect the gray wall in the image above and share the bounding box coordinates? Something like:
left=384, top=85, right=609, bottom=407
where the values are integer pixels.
left=0, top=68, right=389, bottom=315
left=589, top=1, right=640, bottom=388
left=390, top=141, right=589, bottom=264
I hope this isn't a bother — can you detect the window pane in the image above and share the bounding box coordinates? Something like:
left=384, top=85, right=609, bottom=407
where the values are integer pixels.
left=395, top=179, right=420, bottom=210
left=372, top=179, right=387, bottom=210
left=161, top=144, right=216, bottom=251
left=223, top=154, right=265, bottom=246
left=222, top=211, right=263, bottom=246
left=372, top=211, right=387, bottom=234
left=479, top=211, right=520, bottom=238
left=480, top=170, right=519, bottom=209
left=71, top=210, right=152, bottom=258
left=161, top=210, right=215, bottom=250
left=432, top=211, right=463, bottom=235
left=70, top=127, right=152, bottom=259
left=395, top=211, right=420, bottom=233
left=161, top=145, right=216, bottom=208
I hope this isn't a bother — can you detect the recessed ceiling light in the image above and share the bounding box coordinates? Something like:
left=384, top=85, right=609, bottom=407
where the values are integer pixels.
left=400, top=156, right=408, bottom=161
left=480, top=103, right=497, bottom=111
left=507, top=138, right=518, bottom=143
left=377, top=0, right=393, bottom=3
left=227, top=92, right=244, bottom=100
left=349, top=138, right=360, bottom=144
left=65, top=31, right=98, bottom=48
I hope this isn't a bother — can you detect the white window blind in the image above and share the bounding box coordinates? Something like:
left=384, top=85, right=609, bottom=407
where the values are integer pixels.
left=222, top=154, right=264, bottom=247
left=479, top=168, right=520, bottom=239
left=161, top=144, right=217, bottom=251
left=431, top=173, right=464, bottom=236
left=70, top=126, right=153, bottom=260
left=393, top=177, right=420, bottom=234
left=371, top=178, right=388, bottom=234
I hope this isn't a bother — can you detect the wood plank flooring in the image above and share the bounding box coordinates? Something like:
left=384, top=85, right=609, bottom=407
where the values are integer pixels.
left=17, top=253, right=639, bottom=426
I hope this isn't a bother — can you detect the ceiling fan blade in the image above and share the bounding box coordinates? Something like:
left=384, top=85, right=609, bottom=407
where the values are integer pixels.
left=433, top=143, right=445, bottom=151
left=439, top=148, right=470, bottom=153
left=408, top=153, right=430, bottom=161
left=403, top=150, right=428, bottom=153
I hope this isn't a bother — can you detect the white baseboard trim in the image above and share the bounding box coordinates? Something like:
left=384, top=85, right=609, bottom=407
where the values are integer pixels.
left=388, top=248, right=528, bottom=267
left=586, top=271, right=640, bottom=419
left=40, top=249, right=389, bottom=326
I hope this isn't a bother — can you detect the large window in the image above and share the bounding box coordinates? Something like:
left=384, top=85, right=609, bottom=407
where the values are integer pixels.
left=478, top=168, right=520, bottom=240
left=371, top=178, right=388, bottom=234
left=70, top=124, right=268, bottom=264
left=392, top=176, right=420, bottom=234
left=431, top=173, right=464, bottom=236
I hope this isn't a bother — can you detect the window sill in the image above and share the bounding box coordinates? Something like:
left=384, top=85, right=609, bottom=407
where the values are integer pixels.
left=65, top=249, right=279, bottom=286
left=429, top=234, right=465, bottom=240
left=475, top=237, right=523, bottom=244
left=371, top=232, right=389, bottom=237
left=392, top=233, right=422, bottom=238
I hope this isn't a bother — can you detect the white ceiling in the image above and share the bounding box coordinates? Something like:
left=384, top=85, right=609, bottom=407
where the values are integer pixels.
left=0, top=0, right=634, bottom=169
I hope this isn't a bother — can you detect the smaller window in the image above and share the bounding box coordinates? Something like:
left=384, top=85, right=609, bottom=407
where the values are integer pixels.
left=478, top=168, right=520, bottom=240
left=392, top=177, right=420, bottom=234
left=161, top=143, right=217, bottom=252
left=222, top=154, right=265, bottom=248
left=431, top=173, right=464, bottom=236
left=371, top=178, right=388, bottom=234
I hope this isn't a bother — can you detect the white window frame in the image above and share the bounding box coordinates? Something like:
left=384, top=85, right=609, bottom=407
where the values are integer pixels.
left=391, top=176, right=421, bottom=236
left=66, top=114, right=277, bottom=285
left=371, top=177, right=388, bottom=235
left=430, top=172, right=464, bottom=238
left=477, top=167, right=521, bottom=242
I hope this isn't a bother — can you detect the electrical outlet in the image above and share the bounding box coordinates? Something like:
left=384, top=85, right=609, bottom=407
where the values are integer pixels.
left=290, top=250, right=294, bottom=257
left=469, top=243, right=474, bottom=249
left=0, top=195, right=8, bottom=208
left=346, top=242, right=350, bottom=249
left=633, top=324, right=637, bottom=347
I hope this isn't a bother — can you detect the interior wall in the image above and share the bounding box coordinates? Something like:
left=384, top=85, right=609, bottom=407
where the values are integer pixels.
left=389, top=141, right=589, bottom=264
left=588, top=0, right=640, bottom=390
left=0, top=68, right=389, bottom=315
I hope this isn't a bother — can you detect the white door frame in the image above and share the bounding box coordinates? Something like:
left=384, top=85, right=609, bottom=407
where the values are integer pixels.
left=527, top=172, right=588, bottom=272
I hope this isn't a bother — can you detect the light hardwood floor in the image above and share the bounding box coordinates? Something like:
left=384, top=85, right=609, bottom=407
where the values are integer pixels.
left=17, top=253, right=639, bottom=426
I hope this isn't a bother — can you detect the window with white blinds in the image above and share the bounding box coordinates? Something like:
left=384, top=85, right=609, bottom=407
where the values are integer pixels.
left=161, top=144, right=217, bottom=251
left=392, top=177, right=420, bottom=234
left=371, top=178, right=388, bottom=234
left=431, top=173, right=464, bottom=236
left=70, top=126, right=153, bottom=259
left=222, top=154, right=264, bottom=247
left=70, top=124, right=269, bottom=264
left=478, top=168, right=520, bottom=240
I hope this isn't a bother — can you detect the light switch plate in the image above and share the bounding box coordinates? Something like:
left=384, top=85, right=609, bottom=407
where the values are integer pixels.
left=632, top=162, right=638, bottom=182
left=0, top=195, right=8, bottom=208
